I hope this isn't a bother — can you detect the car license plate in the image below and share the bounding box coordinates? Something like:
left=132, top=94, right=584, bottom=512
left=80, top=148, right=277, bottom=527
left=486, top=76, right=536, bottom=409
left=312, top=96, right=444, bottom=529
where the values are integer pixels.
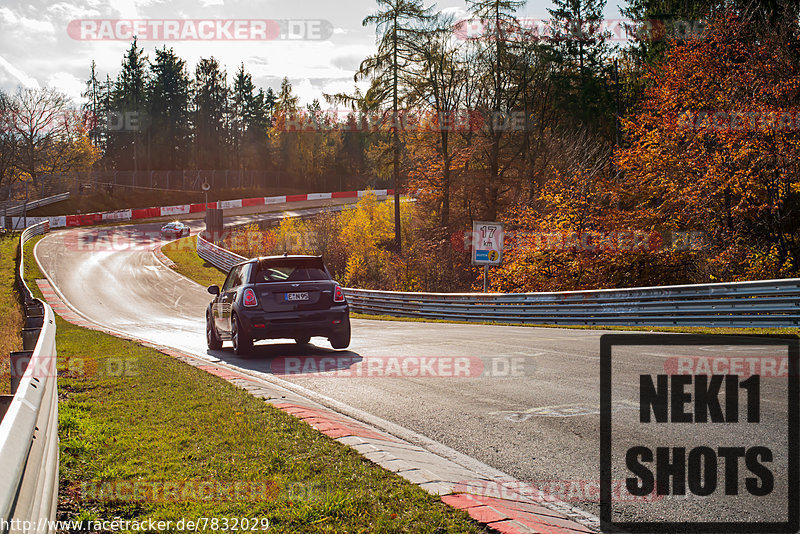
left=286, top=292, right=309, bottom=301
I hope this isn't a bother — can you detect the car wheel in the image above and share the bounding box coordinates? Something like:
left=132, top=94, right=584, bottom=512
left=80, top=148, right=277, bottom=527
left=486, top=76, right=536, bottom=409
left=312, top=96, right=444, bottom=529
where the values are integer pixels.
left=329, top=323, right=350, bottom=350
left=232, top=314, right=252, bottom=355
left=294, top=335, right=311, bottom=345
left=207, top=313, right=222, bottom=350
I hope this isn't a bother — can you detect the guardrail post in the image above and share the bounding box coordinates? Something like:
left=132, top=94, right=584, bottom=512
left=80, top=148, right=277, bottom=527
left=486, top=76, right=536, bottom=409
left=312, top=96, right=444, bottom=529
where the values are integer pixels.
left=24, top=313, right=44, bottom=329
left=9, top=351, right=32, bottom=395
left=21, top=327, right=41, bottom=351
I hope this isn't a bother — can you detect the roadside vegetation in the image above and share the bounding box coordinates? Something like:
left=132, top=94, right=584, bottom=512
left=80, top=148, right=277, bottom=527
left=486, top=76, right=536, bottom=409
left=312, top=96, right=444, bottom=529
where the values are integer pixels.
left=22, top=237, right=484, bottom=533
left=2, top=0, right=799, bottom=300
left=162, top=224, right=791, bottom=336
left=161, top=236, right=226, bottom=288
left=5, top=1, right=798, bottom=296
left=222, top=194, right=474, bottom=292
left=229, top=0, right=800, bottom=296
left=75, top=0, right=800, bottom=295
left=0, top=234, right=22, bottom=394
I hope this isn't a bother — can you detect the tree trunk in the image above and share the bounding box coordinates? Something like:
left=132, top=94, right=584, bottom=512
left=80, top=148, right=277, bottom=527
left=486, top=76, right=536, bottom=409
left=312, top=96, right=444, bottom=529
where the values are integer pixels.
left=392, top=17, right=402, bottom=252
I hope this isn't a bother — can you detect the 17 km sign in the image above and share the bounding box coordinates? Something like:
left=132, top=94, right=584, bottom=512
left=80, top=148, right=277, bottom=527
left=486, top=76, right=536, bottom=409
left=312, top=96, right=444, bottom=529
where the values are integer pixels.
left=472, top=221, right=503, bottom=266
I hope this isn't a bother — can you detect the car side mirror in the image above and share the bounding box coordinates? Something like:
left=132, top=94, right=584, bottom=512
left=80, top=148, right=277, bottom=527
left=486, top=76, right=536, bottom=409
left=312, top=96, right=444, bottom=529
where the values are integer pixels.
left=208, top=285, right=220, bottom=295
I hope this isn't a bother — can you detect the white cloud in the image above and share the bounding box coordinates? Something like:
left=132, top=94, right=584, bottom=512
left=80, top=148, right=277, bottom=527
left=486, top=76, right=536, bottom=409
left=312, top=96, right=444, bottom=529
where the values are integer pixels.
left=0, top=0, right=629, bottom=107
left=292, top=78, right=318, bottom=105
left=46, top=1, right=101, bottom=19
left=0, top=6, right=56, bottom=35
left=106, top=0, right=139, bottom=19
left=440, top=6, right=467, bottom=20
left=319, top=78, right=364, bottom=103
left=0, top=55, right=40, bottom=90
left=46, top=71, right=84, bottom=102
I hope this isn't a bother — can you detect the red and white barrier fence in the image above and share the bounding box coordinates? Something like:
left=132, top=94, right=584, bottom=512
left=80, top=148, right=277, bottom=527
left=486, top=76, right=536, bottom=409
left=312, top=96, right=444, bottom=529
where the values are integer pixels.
left=10, top=189, right=392, bottom=230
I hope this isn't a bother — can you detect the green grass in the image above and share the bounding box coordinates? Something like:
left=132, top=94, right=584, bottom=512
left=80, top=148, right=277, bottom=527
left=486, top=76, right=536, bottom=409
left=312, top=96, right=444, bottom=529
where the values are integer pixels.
left=22, top=236, right=484, bottom=533
left=349, top=312, right=798, bottom=336
left=0, top=233, right=23, bottom=394
left=161, top=236, right=227, bottom=288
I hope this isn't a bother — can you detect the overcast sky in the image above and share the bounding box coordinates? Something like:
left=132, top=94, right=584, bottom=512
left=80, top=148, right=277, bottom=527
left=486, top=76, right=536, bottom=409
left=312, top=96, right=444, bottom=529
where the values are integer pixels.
left=0, top=0, right=626, bottom=107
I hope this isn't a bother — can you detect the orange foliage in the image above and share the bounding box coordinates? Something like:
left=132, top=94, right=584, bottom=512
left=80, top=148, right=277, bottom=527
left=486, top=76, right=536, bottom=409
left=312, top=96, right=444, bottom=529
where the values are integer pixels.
left=614, top=9, right=800, bottom=281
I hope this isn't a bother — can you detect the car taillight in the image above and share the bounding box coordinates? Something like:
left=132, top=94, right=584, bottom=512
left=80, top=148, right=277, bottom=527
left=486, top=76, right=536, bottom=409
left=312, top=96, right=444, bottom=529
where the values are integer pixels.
left=243, top=288, right=258, bottom=307
left=333, top=285, right=345, bottom=303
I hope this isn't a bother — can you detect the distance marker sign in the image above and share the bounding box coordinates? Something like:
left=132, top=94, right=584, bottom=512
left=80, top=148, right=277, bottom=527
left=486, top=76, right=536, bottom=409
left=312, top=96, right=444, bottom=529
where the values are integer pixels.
left=472, top=221, right=503, bottom=266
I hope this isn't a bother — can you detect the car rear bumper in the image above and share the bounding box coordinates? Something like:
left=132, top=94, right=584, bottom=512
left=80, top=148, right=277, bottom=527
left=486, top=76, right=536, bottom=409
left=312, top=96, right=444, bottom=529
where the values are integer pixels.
left=237, top=305, right=350, bottom=340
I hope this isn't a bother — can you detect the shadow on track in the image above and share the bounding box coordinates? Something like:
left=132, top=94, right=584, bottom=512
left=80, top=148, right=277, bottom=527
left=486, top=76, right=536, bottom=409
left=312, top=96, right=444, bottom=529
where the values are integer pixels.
left=207, top=340, right=362, bottom=377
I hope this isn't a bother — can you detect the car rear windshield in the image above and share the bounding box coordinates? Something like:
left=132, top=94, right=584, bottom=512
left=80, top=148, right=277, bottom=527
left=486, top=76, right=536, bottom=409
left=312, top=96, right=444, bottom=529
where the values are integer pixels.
left=254, top=258, right=330, bottom=283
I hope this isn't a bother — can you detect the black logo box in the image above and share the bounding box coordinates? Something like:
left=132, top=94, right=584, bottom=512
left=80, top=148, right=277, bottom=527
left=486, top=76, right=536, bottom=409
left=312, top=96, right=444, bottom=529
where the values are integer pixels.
left=600, top=334, right=799, bottom=533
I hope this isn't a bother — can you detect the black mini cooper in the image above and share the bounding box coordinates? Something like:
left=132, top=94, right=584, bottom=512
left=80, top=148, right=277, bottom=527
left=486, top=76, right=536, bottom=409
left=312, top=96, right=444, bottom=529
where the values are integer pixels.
left=206, top=255, right=350, bottom=354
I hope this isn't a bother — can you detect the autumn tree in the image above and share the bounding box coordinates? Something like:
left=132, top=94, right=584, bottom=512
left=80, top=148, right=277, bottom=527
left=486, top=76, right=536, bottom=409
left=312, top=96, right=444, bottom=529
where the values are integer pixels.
left=615, top=6, right=800, bottom=280
left=356, top=0, right=434, bottom=251
left=406, top=14, right=468, bottom=227
left=10, top=87, right=99, bottom=187
left=464, top=0, right=527, bottom=220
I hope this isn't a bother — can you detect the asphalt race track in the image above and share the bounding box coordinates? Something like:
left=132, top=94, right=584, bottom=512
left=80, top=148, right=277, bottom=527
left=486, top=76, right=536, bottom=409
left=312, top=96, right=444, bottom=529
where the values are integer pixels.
left=35, top=221, right=793, bottom=528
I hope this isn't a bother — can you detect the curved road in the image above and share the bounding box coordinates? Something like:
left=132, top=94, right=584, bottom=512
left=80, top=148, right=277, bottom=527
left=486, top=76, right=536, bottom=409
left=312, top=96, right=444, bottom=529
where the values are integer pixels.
left=35, top=220, right=792, bottom=527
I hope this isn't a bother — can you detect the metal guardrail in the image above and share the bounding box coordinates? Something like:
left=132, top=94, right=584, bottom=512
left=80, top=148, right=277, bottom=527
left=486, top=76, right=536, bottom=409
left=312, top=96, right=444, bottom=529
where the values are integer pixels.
left=0, top=221, right=58, bottom=534
left=197, top=233, right=247, bottom=273
left=197, top=232, right=800, bottom=328
left=2, top=192, right=71, bottom=222
left=343, top=282, right=800, bottom=327
left=196, top=201, right=368, bottom=272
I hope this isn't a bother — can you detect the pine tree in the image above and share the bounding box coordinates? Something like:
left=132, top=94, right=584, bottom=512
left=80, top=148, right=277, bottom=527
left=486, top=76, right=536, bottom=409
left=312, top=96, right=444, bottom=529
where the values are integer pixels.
left=148, top=46, right=191, bottom=170
left=112, top=38, right=148, bottom=172
left=193, top=57, right=229, bottom=169
left=276, top=77, right=298, bottom=112
left=82, top=60, right=105, bottom=151
left=231, top=63, right=256, bottom=170
left=357, top=0, right=434, bottom=251
left=547, top=0, right=612, bottom=130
